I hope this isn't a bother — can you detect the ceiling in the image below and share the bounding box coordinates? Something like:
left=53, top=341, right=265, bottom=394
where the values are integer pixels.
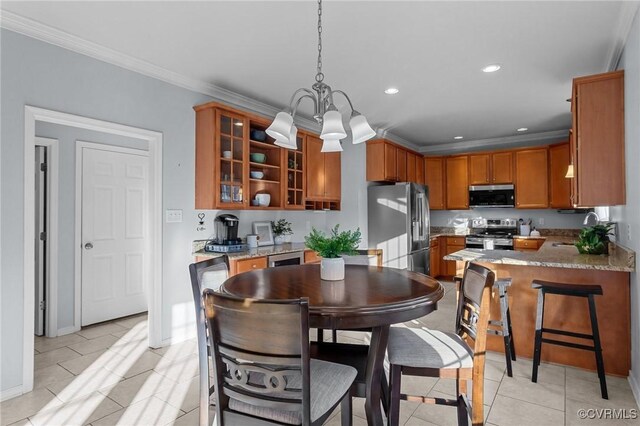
left=1, top=1, right=633, bottom=150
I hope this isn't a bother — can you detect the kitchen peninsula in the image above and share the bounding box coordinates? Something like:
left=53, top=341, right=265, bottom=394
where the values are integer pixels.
left=445, top=238, right=635, bottom=376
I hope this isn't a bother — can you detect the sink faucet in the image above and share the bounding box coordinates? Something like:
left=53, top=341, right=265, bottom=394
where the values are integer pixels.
left=583, top=211, right=600, bottom=226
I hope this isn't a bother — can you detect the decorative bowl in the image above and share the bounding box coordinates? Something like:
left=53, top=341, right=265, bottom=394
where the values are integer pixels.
left=250, top=129, right=267, bottom=141
left=250, top=153, right=266, bottom=163
left=251, top=199, right=260, bottom=206
left=222, top=150, right=232, bottom=159
left=250, top=171, right=264, bottom=179
left=255, top=193, right=271, bottom=207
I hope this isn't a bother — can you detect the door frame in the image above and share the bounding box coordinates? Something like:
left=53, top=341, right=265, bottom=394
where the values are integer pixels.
left=34, top=137, right=59, bottom=337
left=75, top=141, right=150, bottom=329
left=23, top=106, right=163, bottom=395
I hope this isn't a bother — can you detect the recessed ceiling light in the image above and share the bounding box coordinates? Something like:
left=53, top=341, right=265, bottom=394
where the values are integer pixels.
left=482, top=64, right=501, bottom=73
left=384, top=87, right=399, bottom=95
left=517, top=127, right=528, bottom=132
left=454, top=136, right=464, bottom=140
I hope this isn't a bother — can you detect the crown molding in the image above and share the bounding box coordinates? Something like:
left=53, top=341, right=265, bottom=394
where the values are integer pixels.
left=375, top=127, right=421, bottom=152
left=606, top=0, right=640, bottom=71
left=420, top=129, right=569, bottom=155
left=0, top=10, right=322, bottom=133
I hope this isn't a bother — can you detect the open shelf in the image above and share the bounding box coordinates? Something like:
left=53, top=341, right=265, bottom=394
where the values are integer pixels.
left=250, top=140, right=280, bottom=150
left=250, top=179, right=279, bottom=184
left=250, top=161, right=280, bottom=169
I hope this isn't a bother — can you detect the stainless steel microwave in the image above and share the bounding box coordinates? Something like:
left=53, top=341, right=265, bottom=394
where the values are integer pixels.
left=469, top=184, right=515, bottom=208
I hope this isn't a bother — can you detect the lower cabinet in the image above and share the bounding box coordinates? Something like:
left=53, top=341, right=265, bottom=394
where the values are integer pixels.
left=513, top=238, right=545, bottom=251
left=231, top=256, right=268, bottom=275
left=441, top=237, right=465, bottom=277
left=304, top=250, right=321, bottom=264
left=429, top=238, right=440, bottom=277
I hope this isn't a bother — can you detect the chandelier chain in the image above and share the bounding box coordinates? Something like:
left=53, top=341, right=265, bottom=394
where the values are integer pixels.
left=316, top=0, right=324, bottom=83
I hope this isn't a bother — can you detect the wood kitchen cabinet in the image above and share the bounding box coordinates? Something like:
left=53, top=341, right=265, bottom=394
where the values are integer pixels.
left=571, top=70, right=625, bottom=207
left=425, top=157, right=445, bottom=210
left=515, top=148, right=549, bottom=209
left=397, top=149, right=407, bottom=182
left=415, top=154, right=425, bottom=185
left=305, top=135, right=341, bottom=209
left=549, top=142, right=572, bottom=209
left=441, top=237, right=465, bottom=277
left=445, top=155, right=469, bottom=210
left=469, top=151, right=513, bottom=185
left=429, top=237, right=440, bottom=277
left=229, top=256, right=268, bottom=276
left=406, top=152, right=417, bottom=183
left=513, top=238, right=545, bottom=251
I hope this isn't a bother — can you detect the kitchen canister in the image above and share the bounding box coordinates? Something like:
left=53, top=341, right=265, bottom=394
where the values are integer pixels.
left=520, top=224, right=531, bottom=236
left=246, top=234, right=259, bottom=248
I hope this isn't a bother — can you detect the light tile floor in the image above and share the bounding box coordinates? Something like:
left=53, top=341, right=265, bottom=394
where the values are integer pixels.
left=2, top=281, right=638, bottom=425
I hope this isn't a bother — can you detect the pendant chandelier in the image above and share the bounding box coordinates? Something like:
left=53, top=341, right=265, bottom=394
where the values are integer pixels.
left=266, top=0, right=376, bottom=152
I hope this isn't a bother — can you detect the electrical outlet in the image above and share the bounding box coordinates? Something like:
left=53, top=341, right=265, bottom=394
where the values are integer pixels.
left=165, top=209, right=183, bottom=223
left=538, top=218, right=545, bottom=226
left=627, top=223, right=632, bottom=241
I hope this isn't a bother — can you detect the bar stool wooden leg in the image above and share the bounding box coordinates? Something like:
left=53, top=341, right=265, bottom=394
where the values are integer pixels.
left=498, top=284, right=513, bottom=377
left=532, top=290, right=545, bottom=382
left=588, top=294, right=608, bottom=399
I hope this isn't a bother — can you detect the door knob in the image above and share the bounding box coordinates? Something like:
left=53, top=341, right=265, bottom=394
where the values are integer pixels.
left=84, top=242, right=93, bottom=250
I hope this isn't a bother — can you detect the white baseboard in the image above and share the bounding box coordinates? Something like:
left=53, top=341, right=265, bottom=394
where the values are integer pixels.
left=629, top=371, right=640, bottom=408
left=57, top=325, right=80, bottom=336
left=1, top=385, right=24, bottom=402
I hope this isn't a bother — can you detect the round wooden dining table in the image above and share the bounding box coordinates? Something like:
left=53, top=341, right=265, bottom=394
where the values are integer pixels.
left=221, top=263, right=445, bottom=426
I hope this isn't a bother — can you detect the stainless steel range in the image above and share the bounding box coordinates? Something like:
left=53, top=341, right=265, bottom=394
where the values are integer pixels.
left=465, top=218, right=518, bottom=250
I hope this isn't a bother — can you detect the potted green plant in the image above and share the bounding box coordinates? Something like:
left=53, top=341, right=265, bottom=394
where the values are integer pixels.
left=271, top=219, right=293, bottom=245
left=575, top=223, right=614, bottom=255
left=305, top=225, right=362, bottom=280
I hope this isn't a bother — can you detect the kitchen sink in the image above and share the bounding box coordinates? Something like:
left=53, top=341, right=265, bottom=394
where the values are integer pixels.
left=552, top=242, right=577, bottom=247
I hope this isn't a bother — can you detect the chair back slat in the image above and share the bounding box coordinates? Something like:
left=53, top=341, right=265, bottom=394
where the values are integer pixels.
left=455, top=263, right=495, bottom=352
left=204, top=290, right=311, bottom=424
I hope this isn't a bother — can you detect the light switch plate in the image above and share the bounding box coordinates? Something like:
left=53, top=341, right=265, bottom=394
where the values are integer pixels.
left=166, top=209, right=183, bottom=223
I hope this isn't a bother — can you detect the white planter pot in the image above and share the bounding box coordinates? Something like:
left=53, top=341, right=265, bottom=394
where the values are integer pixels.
left=274, top=235, right=285, bottom=245
left=320, top=257, right=345, bottom=281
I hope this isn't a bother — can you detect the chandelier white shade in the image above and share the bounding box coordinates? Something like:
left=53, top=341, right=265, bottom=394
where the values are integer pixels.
left=320, top=109, right=347, bottom=140
left=350, top=113, right=377, bottom=144
left=267, top=0, right=375, bottom=151
left=266, top=111, right=294, bottom=142
left=320, top=138, right=343, bottom=153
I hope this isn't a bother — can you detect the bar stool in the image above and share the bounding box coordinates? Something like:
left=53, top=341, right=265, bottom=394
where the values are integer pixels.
left=455, top=275, right=516, bottom=377
left=531, top=280, right=608, bottom=399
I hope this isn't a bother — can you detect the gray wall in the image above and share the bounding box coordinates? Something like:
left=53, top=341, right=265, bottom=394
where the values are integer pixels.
left=610, top=8, right=640, bottom=400
left=35, top=122, right=149, bottom=331
left=431, top=208, right=586, bottom=230
left=0, top=29, right=334, bottom=394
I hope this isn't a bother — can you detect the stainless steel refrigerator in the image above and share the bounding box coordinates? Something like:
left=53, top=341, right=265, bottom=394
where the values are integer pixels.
left=368, top=183, right=430, bottom=274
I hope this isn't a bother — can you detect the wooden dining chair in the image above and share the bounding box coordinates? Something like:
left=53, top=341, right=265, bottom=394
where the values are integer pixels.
left=203, top=290, right=357, bottom=426
left=386, top=262, right=495, bottom=426
left=319, top=249, right=383, bottom=343
left=189, top=257, right=230, bottom=426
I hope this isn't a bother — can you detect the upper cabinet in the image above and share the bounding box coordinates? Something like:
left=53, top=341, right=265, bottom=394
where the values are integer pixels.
left=446, top=155, right=469, bottom=210
left=515, top=148, right=548, bottom=209
left=571, top=70, right=625, bottom=207
left=425, top=157, right=445, bottom=210
left=194, top=102, right=339, bottom=211
left=366, top=139, right=424, bottom=184
left=549, top=142, right=572, bottom=209
left=469, top=151, right=513, bottom=185
left=305, top=135, right=341, bottom=210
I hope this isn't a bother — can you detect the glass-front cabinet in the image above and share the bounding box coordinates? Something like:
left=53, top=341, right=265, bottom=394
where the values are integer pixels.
left=194, top=102, right=336, bottom=211
left=216, top=110, right=247, bottom=208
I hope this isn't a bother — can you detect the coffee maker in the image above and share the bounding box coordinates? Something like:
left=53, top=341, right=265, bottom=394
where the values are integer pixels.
left=204, top=214, right=246, bottom=252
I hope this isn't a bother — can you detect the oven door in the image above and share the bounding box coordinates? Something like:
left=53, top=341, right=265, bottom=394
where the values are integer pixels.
left=268, top=251, right=304, bottom=267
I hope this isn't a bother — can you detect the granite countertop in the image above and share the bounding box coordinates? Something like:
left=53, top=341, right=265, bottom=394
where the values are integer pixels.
left=443, top=236, right=635, bottom=272
left=192, top=241, right=309, bottom=260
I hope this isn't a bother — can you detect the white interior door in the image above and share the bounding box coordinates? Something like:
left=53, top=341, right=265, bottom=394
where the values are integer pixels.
left=34, top=146, right=46, bottom=336
left=81, top=147, right=149, bottom=326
